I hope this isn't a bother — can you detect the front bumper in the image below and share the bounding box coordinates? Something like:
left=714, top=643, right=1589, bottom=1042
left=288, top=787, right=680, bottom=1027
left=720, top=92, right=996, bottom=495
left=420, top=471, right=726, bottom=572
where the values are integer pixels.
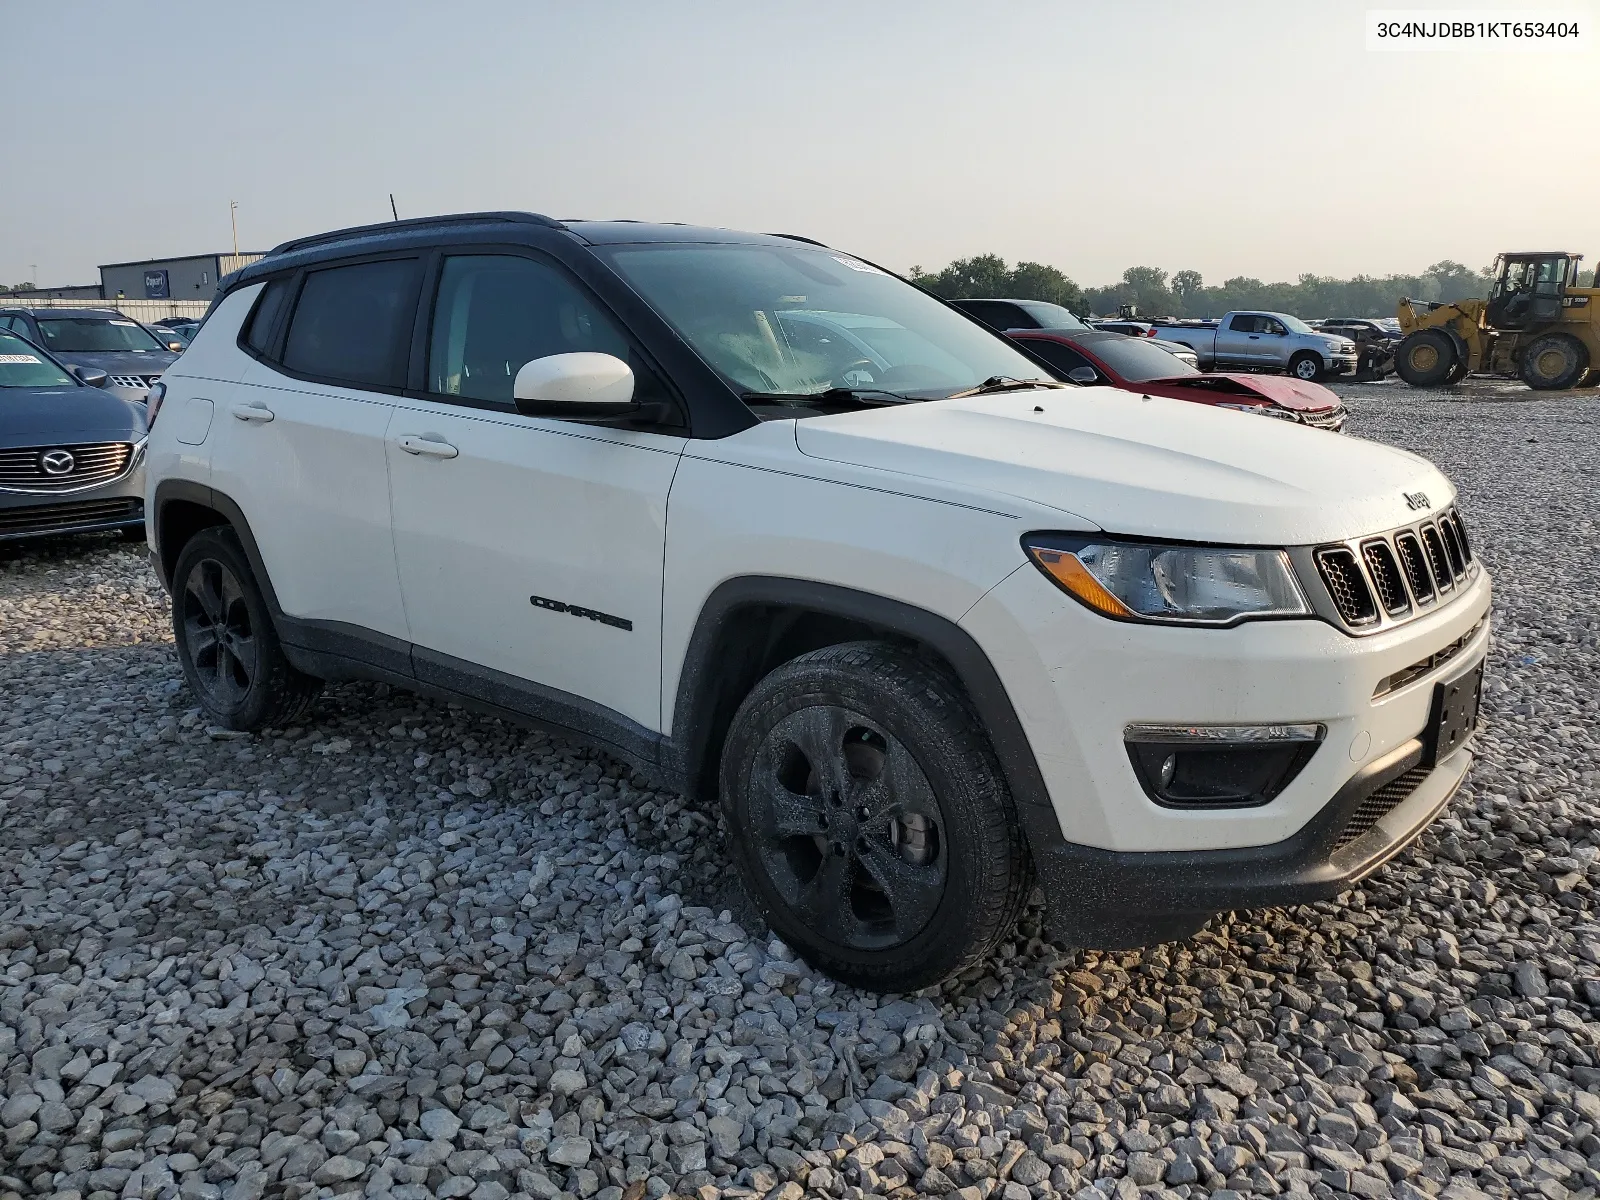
left=1019, top=738, right=1471, bottom=946
left=0, top=469, right=146, bottom=542
left=1323, top=352, right=1360, bottom=375
left=962, top=553, right=1489, bottom=945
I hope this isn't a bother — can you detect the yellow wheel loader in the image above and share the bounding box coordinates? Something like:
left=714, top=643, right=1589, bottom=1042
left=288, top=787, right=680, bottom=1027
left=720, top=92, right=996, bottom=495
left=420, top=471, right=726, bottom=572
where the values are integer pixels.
left=1395, top=251, right=1600, bottom=390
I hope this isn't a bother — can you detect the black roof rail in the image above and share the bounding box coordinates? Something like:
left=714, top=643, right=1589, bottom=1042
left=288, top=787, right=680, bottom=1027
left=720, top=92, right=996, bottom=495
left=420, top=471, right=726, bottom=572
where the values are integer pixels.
left=768, top=232, right=829, bottom=247
left=268, top=211, right=566, bottom=256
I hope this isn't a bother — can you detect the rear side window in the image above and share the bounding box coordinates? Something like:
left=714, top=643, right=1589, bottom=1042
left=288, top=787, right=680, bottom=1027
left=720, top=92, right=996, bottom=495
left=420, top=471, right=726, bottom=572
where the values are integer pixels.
left=1227, top=314, right=1259, bottom=333
left=242, top=277, right=293, bottom=357
left=281, top=258, right=422, bottom=389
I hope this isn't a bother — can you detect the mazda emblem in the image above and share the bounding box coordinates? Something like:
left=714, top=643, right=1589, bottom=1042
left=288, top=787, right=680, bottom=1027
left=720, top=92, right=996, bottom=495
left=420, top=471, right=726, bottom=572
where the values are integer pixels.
left=41, top=450, right=76, bottom=476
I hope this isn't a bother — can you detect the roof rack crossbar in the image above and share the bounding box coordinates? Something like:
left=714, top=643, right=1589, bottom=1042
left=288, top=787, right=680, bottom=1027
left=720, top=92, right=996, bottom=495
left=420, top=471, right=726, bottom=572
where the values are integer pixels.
left=269, top=211, right=565, bottom=256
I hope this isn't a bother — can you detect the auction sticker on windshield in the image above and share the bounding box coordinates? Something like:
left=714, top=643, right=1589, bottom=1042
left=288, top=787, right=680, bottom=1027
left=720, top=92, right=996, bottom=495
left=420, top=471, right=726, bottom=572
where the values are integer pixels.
left=832, top=255, right=887, bottom=274
left=0, top=355, right=42, bottom=364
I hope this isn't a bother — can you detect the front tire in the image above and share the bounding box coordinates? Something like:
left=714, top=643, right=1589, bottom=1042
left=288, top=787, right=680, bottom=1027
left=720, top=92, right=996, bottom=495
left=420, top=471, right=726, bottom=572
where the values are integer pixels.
left=720, top=642, right=1032, bottom=991
left=1395, top=329, right=1457, bottom=387
left=1518, top=333, right=1588, bottom=390
left=172, top=527, right=321, bottom=731
left=1288, top=352, right=1323, bottom=381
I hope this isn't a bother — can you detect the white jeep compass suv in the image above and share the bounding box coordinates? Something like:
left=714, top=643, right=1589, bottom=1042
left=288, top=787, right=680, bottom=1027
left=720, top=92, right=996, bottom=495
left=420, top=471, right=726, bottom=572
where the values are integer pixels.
left=145, top=212, right=1490, bottom=991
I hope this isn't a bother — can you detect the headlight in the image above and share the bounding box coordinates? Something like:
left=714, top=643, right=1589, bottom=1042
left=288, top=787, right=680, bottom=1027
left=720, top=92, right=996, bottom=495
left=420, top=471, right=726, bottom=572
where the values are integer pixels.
left=1023, top=536, right=1311, bottom=625
left=1215, top=401, right=1298, bottom=420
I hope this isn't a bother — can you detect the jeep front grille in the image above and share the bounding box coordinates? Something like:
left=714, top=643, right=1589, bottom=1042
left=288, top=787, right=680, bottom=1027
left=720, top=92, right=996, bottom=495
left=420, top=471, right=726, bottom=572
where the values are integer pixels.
left=1315, top=547, right=1378, bottom=626
left=107, top=374, right=162, bottom=390
left=0, top=442, right=135, bottom=492
left=1308, top=506, right=1479, bottom=634
left=1394, top=533, right=1435, bottom=605
left=1361, top=540, right=1410, bottom=617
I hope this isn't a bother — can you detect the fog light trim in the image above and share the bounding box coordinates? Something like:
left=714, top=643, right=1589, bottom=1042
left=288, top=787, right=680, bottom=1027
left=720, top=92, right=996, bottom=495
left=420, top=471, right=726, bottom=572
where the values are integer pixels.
left=1124, top=724, right=1325, bottom=809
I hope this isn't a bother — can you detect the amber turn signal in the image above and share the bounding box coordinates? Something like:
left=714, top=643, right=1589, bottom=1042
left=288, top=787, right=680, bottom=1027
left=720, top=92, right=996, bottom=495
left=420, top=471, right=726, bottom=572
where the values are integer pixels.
left=1024, top=545, right=1134, bottom=619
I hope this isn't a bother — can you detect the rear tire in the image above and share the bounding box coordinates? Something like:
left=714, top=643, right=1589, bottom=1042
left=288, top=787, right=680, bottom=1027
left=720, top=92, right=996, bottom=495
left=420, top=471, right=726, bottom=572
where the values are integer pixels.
left=719, top=641, right=1032, bottom=992
left=1395, top=329, right=1457, bottom=387
left=1288, top=352, right=1323, bottom=382
left=1518, top=333, right=1588, bottom=390
left=171, top=527, right=321, bottom=731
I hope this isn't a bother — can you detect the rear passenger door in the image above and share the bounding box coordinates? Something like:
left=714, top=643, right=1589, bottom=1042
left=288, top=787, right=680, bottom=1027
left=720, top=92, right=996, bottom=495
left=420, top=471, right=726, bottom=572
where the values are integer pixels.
left=210, top=259, right=420, bottom=667
left=385, top=252, right=687, bottom=733
left=1216, top=313, right=1262, bottom=364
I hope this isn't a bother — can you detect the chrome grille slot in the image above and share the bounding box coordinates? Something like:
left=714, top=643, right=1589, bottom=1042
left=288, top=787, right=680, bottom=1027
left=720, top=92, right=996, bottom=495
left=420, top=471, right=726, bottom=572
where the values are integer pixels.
left=1420, top=524, right=1454, bottom=594
left=1447, top=508, right=1473, bottom=562
left=1394, top=533, right=1435, bottom=605
left=1316, top=547, right=1378, bottom=626
left=0, top=442, right=135, bottom=492
left=1438, top=513, right=1467, bottom=579
left=1361, top=540, right=1411, bottom=617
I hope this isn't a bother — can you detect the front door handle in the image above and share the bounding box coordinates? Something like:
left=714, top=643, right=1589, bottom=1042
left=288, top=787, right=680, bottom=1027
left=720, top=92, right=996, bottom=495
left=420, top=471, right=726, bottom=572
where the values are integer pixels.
left=230, top=401, right=275, bottom=423
left=396, top=435, right=459, bottom=459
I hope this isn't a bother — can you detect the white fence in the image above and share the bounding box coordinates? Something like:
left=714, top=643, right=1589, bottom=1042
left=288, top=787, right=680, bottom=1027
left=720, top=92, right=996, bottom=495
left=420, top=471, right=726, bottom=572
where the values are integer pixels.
left=2, top=297, right=211, bottom=322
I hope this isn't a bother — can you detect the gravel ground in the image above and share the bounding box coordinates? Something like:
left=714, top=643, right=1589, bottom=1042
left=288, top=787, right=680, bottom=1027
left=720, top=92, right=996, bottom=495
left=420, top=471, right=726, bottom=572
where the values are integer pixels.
left=3, top=387, right=1599, bottom=1200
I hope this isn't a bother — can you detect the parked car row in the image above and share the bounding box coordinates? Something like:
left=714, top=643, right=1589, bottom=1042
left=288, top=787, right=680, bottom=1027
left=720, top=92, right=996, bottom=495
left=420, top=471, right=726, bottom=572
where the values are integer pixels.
left=136, top=211, right=1486, bottom=992
left=0, top=306, right=180, bottom=399
left=0, top=327, right=148, bottom=543
left=952, top=299, right=1345, bottom=427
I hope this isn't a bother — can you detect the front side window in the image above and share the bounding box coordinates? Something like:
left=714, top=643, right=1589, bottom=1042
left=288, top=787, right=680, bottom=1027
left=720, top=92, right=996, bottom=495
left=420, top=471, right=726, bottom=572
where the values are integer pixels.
left=0, top=330, right=76, bottom=389
left=34, top=316, right=165, bottom=353
left=426, top=254, right=661, bottom=408
left=281, top=258, right=422, bottom=389
left=603, top=244, right=1051, bottom=401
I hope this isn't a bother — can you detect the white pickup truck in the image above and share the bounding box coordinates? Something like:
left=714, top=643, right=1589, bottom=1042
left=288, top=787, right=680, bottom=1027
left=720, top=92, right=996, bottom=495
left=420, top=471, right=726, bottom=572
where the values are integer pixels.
left=1149, top=311, right=1358, bottom=380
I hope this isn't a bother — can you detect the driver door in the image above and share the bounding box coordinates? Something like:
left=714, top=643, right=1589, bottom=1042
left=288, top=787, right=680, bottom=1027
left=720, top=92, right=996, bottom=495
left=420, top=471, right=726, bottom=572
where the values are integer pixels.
left=386, top=252, right=687, bottom=732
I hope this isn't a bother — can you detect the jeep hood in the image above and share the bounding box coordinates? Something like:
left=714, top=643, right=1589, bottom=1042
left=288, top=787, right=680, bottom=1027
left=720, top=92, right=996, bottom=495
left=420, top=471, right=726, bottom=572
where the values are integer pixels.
left=793, top=387, right=1453, bottom=545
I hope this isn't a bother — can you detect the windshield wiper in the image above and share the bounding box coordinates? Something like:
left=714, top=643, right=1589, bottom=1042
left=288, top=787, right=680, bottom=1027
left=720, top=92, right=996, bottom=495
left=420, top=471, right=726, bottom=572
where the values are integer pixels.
left=944, top=376, right=1069, bottom=399
left=739, top=387, right=913, bottom=408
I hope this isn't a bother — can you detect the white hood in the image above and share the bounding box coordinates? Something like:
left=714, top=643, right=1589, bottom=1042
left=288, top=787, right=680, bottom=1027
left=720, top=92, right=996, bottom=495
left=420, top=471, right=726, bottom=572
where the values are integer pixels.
left=794, top=388, right=1453, bottom=545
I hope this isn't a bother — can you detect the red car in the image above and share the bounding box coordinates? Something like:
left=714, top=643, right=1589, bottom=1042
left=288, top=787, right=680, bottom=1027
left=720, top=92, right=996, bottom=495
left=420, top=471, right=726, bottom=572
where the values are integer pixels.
left=1009, top=329, right=1347, bottom=431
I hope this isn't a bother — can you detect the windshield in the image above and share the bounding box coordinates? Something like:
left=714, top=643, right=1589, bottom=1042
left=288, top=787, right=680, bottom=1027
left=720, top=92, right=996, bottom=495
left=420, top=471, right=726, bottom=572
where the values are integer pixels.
left=1091, top=337, right=1201, bottom=382
left=1276, top=313, right=1315, bottom=335
left=35, top=316, right=165, bottom=353
left=1020, top=301, right=1088, bottom=331
left=0, top=331, right=76, bottom=389
left=601, top=243, right=1053, bottom=400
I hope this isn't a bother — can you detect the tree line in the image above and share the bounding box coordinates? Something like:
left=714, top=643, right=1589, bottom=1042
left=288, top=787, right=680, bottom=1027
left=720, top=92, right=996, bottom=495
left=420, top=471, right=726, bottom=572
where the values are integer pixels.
left=907, top=255, right=1597, bottom=320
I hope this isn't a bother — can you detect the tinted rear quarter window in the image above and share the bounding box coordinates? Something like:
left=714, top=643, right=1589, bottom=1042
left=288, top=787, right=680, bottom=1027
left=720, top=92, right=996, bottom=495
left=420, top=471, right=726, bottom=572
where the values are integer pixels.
left=281, top=259, right=423, bottom=389
left=243, top=277, right=293, bottom=357
left=1022, top=339, right=1093, bottom=377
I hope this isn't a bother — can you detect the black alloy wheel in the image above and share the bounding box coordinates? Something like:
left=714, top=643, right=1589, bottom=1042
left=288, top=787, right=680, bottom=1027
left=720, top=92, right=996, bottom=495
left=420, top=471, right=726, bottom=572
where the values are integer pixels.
left=170, top=526, right=321, bottom=730
left=747, top=704, right=946, bottom=952
left=181, top=556, right=259, bottom=708
left=721, top=641, right=1033, bottom=991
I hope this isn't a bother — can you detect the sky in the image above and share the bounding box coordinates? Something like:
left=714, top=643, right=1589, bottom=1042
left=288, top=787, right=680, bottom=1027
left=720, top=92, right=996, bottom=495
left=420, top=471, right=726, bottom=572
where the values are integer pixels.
left=2, top=1, right=1595, bottom=290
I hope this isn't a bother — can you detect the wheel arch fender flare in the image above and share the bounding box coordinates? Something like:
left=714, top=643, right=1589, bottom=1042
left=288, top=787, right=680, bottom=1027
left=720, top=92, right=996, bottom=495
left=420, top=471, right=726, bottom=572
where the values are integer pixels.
left=153, top=479, right=284, bottom=619
left=667, top=576, right=1062, bottom=843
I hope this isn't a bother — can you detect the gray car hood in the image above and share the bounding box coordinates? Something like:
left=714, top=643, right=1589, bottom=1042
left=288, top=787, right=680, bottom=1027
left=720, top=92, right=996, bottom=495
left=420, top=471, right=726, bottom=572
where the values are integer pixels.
left=0, top=385, right=148, bottom=448
left=52, top=349, right=177, bottom=376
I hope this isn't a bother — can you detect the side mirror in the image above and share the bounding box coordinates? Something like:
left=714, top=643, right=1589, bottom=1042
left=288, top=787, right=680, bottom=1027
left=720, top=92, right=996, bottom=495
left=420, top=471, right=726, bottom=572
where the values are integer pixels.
left=513, top=352, right=636, bottom=418
left=165, top=340, right=185, bottom=352
left=1066, top=366, right=1099, bottom=385
left=72, top=366, right=109, bottom=388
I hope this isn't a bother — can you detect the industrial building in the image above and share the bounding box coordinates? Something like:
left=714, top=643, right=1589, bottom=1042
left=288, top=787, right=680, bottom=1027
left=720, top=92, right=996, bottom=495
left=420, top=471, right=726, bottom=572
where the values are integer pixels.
left=5, top=251, right=267, bottom=304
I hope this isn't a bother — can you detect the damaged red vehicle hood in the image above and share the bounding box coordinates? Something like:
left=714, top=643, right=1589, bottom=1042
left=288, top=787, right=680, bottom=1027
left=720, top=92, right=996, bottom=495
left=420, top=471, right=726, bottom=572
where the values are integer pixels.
left=1148, top=372, right=1340, bottom=412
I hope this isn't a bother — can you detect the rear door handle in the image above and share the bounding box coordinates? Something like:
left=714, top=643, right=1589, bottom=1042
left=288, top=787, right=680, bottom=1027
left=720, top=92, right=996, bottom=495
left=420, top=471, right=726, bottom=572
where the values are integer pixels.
left=230, top=401, right=275, bottom=423
left=396, top=435, right=459, bottom=459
